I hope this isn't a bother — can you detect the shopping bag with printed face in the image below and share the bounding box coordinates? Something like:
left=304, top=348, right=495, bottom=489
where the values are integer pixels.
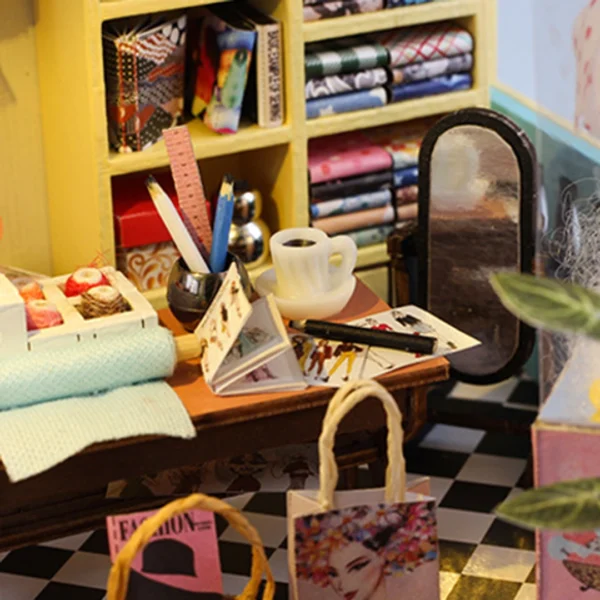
left=288, top=379, right=440, bottom=599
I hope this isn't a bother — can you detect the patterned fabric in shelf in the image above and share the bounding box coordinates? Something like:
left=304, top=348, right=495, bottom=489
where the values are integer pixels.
left=103, top=14, right=187, bottom=153
left=303, top=0, right=384, bottom=22
left=311, top=170, right=394, bottom=202
left=305, top=22, right=474, bottom=121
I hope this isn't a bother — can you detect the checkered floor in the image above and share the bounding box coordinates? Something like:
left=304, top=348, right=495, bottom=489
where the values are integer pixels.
left=0, top=377, right=538, bottom=599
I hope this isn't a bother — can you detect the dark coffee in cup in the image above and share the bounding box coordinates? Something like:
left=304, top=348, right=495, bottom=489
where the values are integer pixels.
left=282, top=239, right=317, bottom=248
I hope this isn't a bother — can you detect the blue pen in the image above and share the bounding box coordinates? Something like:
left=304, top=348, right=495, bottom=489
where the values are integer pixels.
left=209, top=174, right=236, bottom=273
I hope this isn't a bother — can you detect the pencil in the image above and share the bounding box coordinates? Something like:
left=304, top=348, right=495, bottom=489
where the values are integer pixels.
left=210, top=174, right=235, bottom=273
left=146, top=176, right=210, bottom=274
left=290, top=319, right=438, bottom=355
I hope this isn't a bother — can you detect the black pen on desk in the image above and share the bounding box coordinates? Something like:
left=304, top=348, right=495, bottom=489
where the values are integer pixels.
left=289, top=319, right=438, bottom=355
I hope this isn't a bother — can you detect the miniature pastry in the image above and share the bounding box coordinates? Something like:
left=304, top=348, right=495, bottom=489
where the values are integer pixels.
left=25, top=300, right=63, bottom=331
left=64, top=267, right=110, bottom=297
left=79, top=285, right=129, bottom=319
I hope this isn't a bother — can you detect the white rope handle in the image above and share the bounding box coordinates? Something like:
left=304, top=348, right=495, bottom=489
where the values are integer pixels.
left=318, top=380, right=406, bottom=511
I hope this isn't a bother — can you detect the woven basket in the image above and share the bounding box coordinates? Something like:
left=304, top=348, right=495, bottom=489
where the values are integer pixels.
left=107, top=493, right=275, bottom=600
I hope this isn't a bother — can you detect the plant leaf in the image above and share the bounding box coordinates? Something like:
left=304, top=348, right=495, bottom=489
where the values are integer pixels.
left=496, top=478, right=600, bottom=531
left=490, top=273, right=600, bottom=339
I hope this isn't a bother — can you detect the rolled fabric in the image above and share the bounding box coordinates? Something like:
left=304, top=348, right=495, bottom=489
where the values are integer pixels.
left=310, top=189, right=392, bottom=219
left=305, top=38, right=388, bottom=79
left=396, top=202, right=418, bottom=221
left=311, top=170, right=393, bottom=202
left=304, top=0, right=383, bottom=22
left=306, top=87, right=388, bottom=119
left=378, top=23, right=474, bottom=68
left=395, top=185, right=419, bottom=204
left=347, top=224, right=395, bottom=248
left=313, top=204, right=395, bottom=234
left=0, top=327, right=177, bottom=411
left=391, top=53, right=473, bottom=85
left=390, top=73, right=473, bottom=103
left=305, top=68, right=388, bottom=99
left=393, top=166, right=419, bottom=188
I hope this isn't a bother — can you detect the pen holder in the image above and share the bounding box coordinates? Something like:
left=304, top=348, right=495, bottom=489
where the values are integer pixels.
left=167, top=253, right=254, bottom=332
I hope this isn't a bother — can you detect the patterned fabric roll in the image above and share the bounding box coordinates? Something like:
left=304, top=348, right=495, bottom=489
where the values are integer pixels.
left=305, top=68, right=388, bottom=99
left=308, top=132, right=393, bottom=184
left=313, top=204, right=395, bottom=234
left=393, top=166, right=419, bottom=188
left=390, top=73, right=472, bottom=102
left=391, top=53, right=473, bottom=84
left=347, top=224, right=395, bottom=247
left=396, top=203, right=418, bottom=221
left=310, top=189, right=393, bottom=219
left=378, top=23, right=473, bottom=68
left=395, top=185, right=419, bottom=204
left=306, top=86, right=388, bottom=119
left=305, top=38, right=389, bottom=78
left=311, top=170, right=393, bottom=202
left=386, top=0, right=433, bottom=6
left=304, top=0, right=384, bottom=22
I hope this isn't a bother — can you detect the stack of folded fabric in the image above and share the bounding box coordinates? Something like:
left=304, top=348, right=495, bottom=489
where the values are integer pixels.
left=305, top=37, right=390, bottom=119
left=303, top=0, right=434, bottom=22
left=308, top=118, right=432, bottom=247
left=377, top=22, right=474, bottom=103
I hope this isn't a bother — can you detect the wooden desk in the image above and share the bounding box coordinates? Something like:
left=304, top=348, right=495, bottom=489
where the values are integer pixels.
left=0, top=282, right=449, bottom=551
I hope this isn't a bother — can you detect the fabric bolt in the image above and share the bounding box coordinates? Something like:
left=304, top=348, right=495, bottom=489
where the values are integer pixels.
left=308, top=132, right=393, bottom=184
left=305, top=67, right=388, bottom=99
left=0, top=381, right=195, bottom=482
left=378, top=23, right=473, bottom=67
left=305, top=37, right=389, bottom=78
left=311, top=170, right=393, bottom=202
left=393, top=166, right=419, bottom=188
left=313, top=203, right=396, bottom=234
left=306, top=86, right=388, bottom=119
left=310, top=189, right=393, bottom=219
left=386, top=0, right=433, bottom=6
left=395, top=184, right=419, bottom=204
left=391, top=52, right=473, bottom=85
left=347, top=224, right=395, bottom=247
left=391, top=73, right=473, bottom=102
left=0, top=327, right=177, bottom=411
left=303, top=0, right=383, bottom=22
left=397, top=202, right=418, bottom=221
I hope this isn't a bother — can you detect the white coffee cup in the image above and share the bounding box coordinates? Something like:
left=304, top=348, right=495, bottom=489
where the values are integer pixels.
left=270, top=228, right=357, bottom=300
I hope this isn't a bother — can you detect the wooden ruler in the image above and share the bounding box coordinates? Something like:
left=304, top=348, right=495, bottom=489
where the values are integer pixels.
left=163, top=126, right=213, bottom=253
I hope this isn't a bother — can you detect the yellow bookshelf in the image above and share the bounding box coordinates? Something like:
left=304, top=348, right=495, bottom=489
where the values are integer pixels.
left=34, top=0, right=490, bottom=300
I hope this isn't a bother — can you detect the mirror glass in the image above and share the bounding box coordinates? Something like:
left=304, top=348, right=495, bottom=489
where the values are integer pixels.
left=428, top=124, right=521, bottom=378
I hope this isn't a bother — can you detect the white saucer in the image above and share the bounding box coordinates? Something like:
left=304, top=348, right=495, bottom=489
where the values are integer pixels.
left=255, top=268, right=356, bottom=320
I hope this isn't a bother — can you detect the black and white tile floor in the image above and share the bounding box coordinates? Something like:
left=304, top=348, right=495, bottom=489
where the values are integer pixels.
left=0, top=377, right=538, bottom=599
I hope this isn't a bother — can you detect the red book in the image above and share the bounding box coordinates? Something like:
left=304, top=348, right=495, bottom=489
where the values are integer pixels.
left=113, top=173, right=211, bottom=248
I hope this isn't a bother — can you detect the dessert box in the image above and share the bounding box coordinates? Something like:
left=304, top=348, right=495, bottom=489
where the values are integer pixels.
left=0, top=267, right=158, bottom=354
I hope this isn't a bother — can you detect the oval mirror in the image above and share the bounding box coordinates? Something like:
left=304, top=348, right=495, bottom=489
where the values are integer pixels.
left=418, top=108, right=537, bottom=384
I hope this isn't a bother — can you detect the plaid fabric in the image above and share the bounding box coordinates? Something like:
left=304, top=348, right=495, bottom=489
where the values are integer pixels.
left=306, top=86, right=388, bottom=119
left=103, top=14, right=186, bottom=152
left=391, top=72, right=472, bottom=102
left=392, top=52, right=473, bottom=84
left=306, top=67, right=388, bottom=99
left=305, top=37, right=389, bottom=78
left=378, top=23, right=473, bottom=67
left=304, top=0, right=383, bottom=21
left=310, top=189, right=392, bottom=218
left=311, top=170, right=393, bottom=202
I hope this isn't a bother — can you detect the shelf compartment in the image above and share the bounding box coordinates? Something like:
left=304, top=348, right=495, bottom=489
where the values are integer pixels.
left=303, top=0, right=479, bottom=42
left=108, top=121, right=293, bottom=177
left=307, top=88, right=485, bottom=139
left=100, top=0, right=232, bottom=21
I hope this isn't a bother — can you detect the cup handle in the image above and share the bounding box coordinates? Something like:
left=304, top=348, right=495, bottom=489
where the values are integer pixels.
left=329, top=235, right=357, bottom=288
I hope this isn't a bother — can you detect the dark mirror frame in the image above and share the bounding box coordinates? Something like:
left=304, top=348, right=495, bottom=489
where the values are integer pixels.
left=417, top=107, right=538, bottom=385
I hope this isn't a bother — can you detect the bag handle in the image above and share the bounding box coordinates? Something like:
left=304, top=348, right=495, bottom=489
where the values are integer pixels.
left=318, top=380, right=406, bottom=511
left=106, top=493, right=275, bottom=600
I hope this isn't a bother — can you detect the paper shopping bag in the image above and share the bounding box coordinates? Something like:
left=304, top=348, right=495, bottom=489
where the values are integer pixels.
left=288, top=380, right=440, bottom=599
left=106, top=493, right=275, bottom=599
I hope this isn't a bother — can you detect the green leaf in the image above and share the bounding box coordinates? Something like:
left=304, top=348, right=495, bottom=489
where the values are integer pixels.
left=496, top=478, right=600, bottom=531
left=490, top=273, right=600, bottom=339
